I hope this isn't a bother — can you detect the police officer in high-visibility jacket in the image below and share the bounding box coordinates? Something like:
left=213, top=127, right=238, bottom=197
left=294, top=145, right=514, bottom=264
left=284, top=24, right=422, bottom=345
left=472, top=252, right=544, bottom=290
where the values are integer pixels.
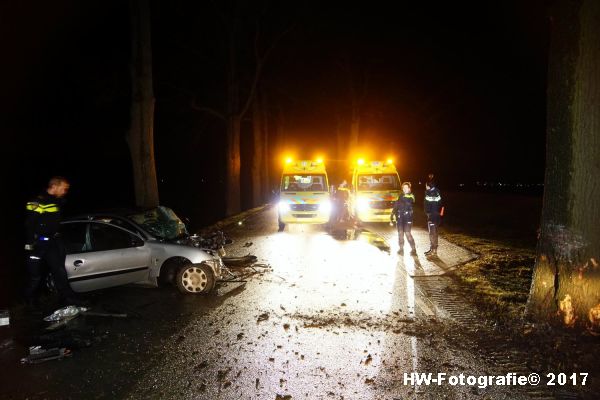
left=391, top=182, right=417, bottom=255
left=24, top=176, right=77, bottom=306
left=424, top=176, right=443, bottom=257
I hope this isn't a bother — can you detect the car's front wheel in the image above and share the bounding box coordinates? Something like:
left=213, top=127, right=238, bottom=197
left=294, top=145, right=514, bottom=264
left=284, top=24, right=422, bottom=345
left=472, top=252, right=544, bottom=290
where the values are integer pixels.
left=175, top=263, right=215, bottom=294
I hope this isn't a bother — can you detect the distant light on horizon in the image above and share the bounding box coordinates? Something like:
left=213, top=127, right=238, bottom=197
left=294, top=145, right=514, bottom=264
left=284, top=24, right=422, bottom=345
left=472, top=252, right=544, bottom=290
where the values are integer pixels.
left=466, top=181, right=543, bottom=188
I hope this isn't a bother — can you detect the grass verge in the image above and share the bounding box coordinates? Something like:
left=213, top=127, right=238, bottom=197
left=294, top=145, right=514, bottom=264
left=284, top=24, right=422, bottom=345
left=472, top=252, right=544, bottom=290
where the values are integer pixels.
left=432, top=191, right=541, bottom=324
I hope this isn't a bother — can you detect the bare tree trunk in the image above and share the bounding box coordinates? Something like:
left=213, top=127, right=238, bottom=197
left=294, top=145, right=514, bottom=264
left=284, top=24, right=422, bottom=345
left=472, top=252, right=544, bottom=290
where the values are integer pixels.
left=526, top=0, right=600, bottom=332
left=128, top=0, right=159, bottom=208
left=336, top=113, right=346, bottom=160
left=343, top=64, right=367, bottom=156
left=274, top=104, right=286, bottom=154
left=251, top=96, right=263, bottom=206
left=225, top=25, right=241, bottom=216
left=226, top=114, right=242, bottom=215
left=260, top=90, right=270, bottom=201
left=349, top=102, right=360, bottom=154
left=270, top=103, right=286, bottom=192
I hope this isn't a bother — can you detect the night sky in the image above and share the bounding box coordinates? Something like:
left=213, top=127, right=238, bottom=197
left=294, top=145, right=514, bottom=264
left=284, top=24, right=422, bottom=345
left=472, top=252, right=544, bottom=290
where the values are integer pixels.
left=2, top=0, right=549, bottom=230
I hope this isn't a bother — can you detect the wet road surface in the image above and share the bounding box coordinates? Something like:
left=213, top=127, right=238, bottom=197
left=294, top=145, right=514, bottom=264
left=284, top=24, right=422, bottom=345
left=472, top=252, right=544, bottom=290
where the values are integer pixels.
left=0, top=206, right=566, bottom=399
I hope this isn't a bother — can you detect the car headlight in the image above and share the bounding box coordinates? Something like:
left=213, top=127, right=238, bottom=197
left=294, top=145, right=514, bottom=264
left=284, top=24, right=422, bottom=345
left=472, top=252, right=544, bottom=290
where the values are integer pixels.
left=319, top=200, right=332, bottom=215
left=356, top=198, right=370, bottom=212
left=278, top=201, right=289, bottom=213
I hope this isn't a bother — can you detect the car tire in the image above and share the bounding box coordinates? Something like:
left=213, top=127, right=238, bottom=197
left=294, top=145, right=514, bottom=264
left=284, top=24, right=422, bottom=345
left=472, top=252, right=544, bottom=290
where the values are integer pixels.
left=278, top=218, right=285, bottom=232
left=175, top=263, right=215, bottom=294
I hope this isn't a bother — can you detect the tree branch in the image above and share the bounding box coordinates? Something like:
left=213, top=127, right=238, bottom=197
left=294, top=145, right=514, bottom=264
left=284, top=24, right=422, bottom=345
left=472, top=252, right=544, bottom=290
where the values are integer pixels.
left=159, top=81, right=226, bottom=121
left=159, top=81, right=196, bottom=97
left=191, top=97, right=226, bottom=121
left=240, top=23, right=295, bottom=118
left=239, top=21, right=264, bottom=118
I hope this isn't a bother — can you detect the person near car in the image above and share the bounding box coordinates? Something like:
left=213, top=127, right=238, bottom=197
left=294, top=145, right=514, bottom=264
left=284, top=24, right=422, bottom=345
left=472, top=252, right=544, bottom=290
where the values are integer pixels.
left=391, top=182, right=417, bottom=255
left=24, top=176, right=78, bottom=306
left=334, top=180, right=350, bottom=223
left=424, top=175, right=443, bottom=257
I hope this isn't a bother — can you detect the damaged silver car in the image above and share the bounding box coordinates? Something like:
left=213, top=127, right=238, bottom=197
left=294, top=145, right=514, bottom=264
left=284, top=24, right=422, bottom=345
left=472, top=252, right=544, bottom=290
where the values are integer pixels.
left=59, top=207, right=224, bottom=294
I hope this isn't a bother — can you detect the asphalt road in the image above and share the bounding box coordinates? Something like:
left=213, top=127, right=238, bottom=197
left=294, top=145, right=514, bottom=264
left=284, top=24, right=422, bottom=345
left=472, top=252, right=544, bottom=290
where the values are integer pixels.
left=0, top=206, right=563, bottom=399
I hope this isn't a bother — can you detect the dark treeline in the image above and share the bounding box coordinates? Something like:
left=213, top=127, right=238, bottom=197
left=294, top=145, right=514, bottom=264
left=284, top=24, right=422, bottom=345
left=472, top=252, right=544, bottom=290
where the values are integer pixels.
left=0, top=0, right=550, bottom=306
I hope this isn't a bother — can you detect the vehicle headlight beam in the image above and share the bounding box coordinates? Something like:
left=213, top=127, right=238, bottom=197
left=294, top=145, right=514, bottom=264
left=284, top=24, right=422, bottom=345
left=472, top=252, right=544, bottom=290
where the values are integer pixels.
left=356, top=198, right=370, bottom=212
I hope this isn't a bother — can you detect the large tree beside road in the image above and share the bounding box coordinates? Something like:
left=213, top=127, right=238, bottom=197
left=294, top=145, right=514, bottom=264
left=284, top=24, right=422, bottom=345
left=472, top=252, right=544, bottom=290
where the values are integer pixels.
left=191, top=2, right=288, bottom=216
left=527, top=0, right=600, bottom=331
left=128, top=0, right=159, bottom=208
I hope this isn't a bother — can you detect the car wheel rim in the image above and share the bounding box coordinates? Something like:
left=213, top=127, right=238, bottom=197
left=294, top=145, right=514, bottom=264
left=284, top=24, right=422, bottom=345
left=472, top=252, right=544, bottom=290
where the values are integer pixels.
left=181, top=267, right=208, bottom=292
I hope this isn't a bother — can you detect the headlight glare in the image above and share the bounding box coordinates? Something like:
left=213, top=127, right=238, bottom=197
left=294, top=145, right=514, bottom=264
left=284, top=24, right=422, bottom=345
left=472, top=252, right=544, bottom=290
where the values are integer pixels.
left=320, top=200, right=332, bottom=215
left=357, top=198, right=370, bottom=212
left=278, top=201, right=289, bottom=212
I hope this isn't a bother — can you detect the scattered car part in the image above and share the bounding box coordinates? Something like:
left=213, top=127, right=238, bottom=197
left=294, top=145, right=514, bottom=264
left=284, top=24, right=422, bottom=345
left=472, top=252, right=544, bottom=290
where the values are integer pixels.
left=44, top=306, right=89, bottom=322
left=0, top=310, right=9, bottom=326
left=82, top=311, right=127, bottom=318
left=21, top=346, right=72, bottom=364
left=221, top=255, right=258, bottom=267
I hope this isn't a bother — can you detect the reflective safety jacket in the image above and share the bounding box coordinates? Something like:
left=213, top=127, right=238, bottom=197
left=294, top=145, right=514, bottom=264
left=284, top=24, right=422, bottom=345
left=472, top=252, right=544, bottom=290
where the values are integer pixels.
left=335, top=187, right=350, bottom=202
left=25, top=194, right=64, bottom=245
left=392, top=193, right=415, bottom=220
left=424, top=186, right=442, bottom=215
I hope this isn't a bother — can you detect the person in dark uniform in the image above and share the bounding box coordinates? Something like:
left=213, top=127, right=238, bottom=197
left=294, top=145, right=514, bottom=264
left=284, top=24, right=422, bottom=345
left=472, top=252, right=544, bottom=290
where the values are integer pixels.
left=24, top=176, right=78, bottom=306
left=334, top=180, right=350, bottom=223
left=424, top=175, right=443, bottom=257
left=391, top=182, right=417, bottom=255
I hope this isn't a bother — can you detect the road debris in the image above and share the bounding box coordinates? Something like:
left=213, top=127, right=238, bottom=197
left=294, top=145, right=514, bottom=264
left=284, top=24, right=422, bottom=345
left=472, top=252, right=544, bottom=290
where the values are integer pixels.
left=257, top=312, right=270, bottom=323
left=0, top=310, right=9, bottom=326
left=82, top=311, right=127, bottom=318
left=44, top=306, right=88, bottom=322
left=20, top=346, right=72, bottom=364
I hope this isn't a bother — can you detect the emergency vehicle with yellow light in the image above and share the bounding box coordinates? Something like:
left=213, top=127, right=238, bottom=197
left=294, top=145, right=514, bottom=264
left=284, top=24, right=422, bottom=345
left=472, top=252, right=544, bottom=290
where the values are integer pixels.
left=277, top=159, right=332, bottom=231
left=350, top=159, right=401, bottom=222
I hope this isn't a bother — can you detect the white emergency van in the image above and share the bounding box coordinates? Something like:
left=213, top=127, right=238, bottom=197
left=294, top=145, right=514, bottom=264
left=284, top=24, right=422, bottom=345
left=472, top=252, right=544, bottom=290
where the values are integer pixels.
left=277, top=159, right=332, bottom=231
left=350, top=159, right=401, bottom=222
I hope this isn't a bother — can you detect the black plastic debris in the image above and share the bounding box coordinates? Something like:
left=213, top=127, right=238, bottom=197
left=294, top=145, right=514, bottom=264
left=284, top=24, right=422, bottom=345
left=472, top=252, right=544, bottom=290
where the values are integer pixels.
left=20, top=346, right=72, bottom=364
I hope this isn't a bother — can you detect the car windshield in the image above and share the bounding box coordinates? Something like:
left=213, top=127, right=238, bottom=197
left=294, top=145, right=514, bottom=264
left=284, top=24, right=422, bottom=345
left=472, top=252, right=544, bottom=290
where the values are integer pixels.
left=281, top=174, right=327, bottom=192
left=128, top=206, right=188, bottom=240
left=357, top=174, right=400, bottom=191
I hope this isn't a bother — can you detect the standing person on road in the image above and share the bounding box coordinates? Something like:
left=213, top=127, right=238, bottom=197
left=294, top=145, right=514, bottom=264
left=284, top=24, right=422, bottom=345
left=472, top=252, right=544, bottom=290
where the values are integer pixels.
left=24, top=176, right=78, bottom=307
left=424, top=175, right=443, bottom=257
left=391, top=182, right=417, bottom=255
left=334, top=180, right=350, bottom=223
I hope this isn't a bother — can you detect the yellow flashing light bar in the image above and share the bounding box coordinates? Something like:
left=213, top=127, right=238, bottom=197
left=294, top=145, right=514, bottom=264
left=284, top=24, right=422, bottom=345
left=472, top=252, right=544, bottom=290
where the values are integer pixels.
left=283, top=159, right=327, bottom=173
